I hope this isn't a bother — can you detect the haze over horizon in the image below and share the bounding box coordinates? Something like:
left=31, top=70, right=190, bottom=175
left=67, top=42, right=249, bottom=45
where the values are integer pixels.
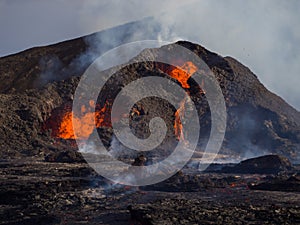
left=0, top=0, right=299, bottom=110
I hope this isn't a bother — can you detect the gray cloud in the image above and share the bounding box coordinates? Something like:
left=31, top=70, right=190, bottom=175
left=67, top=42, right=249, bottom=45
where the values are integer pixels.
left=155, top=0, right=300, bottom=110
left=0, top=0, right=299, bottom=110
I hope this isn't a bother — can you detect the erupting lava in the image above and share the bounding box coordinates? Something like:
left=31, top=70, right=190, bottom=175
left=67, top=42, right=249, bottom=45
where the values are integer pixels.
left=168, top=61, right=197, bottom=89
left=57, top=100, right=110, bottom=140
left=166, top=61, right=198, bottom=140
left=57, top=61, right=200, bottom=141
left=174, top=98, right=187, bottom=141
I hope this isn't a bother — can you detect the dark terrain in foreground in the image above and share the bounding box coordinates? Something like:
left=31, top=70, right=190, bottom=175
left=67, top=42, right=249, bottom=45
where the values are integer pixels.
left=1, top=20, right=300, bottom=224
left=1, top=155, right=299, bottom=225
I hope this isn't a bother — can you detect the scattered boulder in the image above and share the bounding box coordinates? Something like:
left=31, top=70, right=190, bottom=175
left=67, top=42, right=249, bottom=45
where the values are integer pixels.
left=132, top=155, right=147, bottom=166
left=45, top=150, right=86, bottom=163
left=222, top=154, right=293, bottom=174
left=249, top=175, right=300, bottom=192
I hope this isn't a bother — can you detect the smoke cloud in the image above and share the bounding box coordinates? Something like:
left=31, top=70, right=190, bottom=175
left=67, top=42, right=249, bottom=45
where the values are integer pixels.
left=0, top=0, right=299, bottom=110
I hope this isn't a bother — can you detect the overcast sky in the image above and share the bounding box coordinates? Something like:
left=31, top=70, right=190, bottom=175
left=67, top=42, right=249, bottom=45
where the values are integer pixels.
left=0, top=0, right=299, bottom=110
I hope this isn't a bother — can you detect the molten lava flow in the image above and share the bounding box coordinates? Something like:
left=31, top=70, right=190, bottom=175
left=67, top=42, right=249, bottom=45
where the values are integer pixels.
left=57, top=100, right=111, bottom=140
left=160, top=61, right=197, bottom=141
left=168, top=61, right=197, bottom=88
left=157, top=61, right=205, bottom=141
left=174, top=98, right=186, bottom=141
left=57, top=62, right=200, bottom=141
left=58, top=111, right=76, bottom=139
left=94, top=102, right=111, bottom=128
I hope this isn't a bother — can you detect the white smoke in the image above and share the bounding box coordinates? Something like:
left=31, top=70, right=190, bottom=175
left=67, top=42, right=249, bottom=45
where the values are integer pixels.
left=2, top=0, right=298, bottom=110
left=78, top=140, right=101, bottom=155
left=109, top=135, right=137, bottom=159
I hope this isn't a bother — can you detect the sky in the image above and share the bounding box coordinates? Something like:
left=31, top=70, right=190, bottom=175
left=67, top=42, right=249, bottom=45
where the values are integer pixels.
left=0, top=0, right=299, bottom=110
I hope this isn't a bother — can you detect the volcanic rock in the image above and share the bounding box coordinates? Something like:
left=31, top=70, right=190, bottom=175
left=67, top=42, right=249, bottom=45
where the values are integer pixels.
left=132, top=155, right=147, bottom=166
left=129, top=194, right=300, bottom=225
left=221, top=154, right=293, bottom=174
left=44, top=150, right=86, bottom=163
left=0, top=20, right=299, bottom=163
left=249, top=174, right=300, bottom=192
left=1, top=20, right=300, bottom=225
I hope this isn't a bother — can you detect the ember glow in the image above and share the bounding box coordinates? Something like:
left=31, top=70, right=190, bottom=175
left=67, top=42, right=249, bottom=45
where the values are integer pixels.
left=174, top=99, right=185, bottom=141
left=156, top=61, right=200, bottom=141
left=166, top=61, right=198, bottom=140
left=168, top=61, right=197, bottom=89
left=57, top=61, right=200, bottom=141
left=57, top=100, right=111, bottom=140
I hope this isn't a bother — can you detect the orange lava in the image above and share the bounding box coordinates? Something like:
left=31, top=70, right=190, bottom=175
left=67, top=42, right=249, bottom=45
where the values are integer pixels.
left=168, top=61, right=197, bottom=88
left=162, top=61, right=198, bottom=140
left=57, top=61, right=199, bottom=140
left=174, top=98, right=186, bottom=141
left=57, top=100, right=110, bottom=140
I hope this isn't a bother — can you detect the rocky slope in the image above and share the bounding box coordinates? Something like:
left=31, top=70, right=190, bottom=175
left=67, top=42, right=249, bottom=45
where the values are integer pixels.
left=1, top=21, right=300, bottom=224
left=0, top=21, right=299, bottom=162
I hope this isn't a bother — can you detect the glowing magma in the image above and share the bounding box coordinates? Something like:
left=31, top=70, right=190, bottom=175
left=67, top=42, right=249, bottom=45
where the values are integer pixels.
left=57, top=100, right=110, bottom=140
left=168, top=61, right=197, bottom=89
left=57, top=61, right=199, bottom=141
left=170, top=61, right=198, bottom=140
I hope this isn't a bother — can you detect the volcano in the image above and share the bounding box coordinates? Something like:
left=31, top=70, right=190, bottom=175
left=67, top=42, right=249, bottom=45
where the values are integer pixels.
left=1, top=20, right=300, bottom=225
left=0, top=21, right=299, bottom=163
